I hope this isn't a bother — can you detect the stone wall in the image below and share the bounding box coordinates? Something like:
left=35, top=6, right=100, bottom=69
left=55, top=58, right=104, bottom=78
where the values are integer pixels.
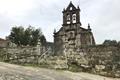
left=83, top=45, right=120, bottom=77
left=0, top=44, right=120, bottom=77
left=61, top=45, right=120, bottom=77
left=0, top=45, right=48, bottom=64
left=86, top=45, right=120, bottom=69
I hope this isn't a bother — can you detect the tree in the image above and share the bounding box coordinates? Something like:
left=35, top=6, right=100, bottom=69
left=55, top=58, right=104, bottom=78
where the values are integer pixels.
left=30, top=28, right=42, bottom=46
left=40, top=35, right=46, bottom=46
left=118, top=41, right=120, bottom=46
left=111, top=40, right=117, bottom=45
left=103, top=40, right=117, bottom=46
left=9, top=26, right=24, bottom=46
left=103, top=40, right=111, bottom=45
left=8, top=26, right=46, bottom=46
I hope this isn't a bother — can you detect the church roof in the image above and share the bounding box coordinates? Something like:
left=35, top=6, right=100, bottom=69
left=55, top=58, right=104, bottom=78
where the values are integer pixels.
left=54, top=27, right=63, bottom=35
left=79, top=26, right=89, bottom=31
left=54, top=25, right=91, bottom=36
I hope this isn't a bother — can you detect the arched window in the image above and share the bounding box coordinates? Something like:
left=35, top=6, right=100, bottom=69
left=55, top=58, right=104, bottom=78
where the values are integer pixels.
left=67, top=14, right=70, bottom=24
left=67, top=14, right=70, bottom=21
left=72, top=14, right=76, bottom=23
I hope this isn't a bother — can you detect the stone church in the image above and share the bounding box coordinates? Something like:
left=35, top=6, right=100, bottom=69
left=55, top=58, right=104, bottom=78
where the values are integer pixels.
left=54, top=2, right=95, bottom=55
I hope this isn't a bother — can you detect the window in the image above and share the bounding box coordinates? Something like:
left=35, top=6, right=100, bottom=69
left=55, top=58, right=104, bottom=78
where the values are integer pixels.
left=67, top=15, right=70, bottom=21
left=72, top=14, right=76, bottom=23
left=67, top=14, right=70, bottom=24
left=70, top=7, right=72, bottom=10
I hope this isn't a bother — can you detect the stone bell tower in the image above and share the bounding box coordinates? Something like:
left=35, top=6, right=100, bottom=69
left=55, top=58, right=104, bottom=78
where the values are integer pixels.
left=54, top=2, right=95, bottom=55
left=62, top=1, right=81, bottom=26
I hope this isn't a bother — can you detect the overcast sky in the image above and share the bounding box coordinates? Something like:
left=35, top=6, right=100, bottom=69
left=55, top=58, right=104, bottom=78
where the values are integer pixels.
left=0, top=0, right=120, bottom=44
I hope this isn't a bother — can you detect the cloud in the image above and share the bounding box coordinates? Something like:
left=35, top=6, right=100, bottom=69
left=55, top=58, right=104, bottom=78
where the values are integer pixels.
left=92, top=0, right=120, bottom=43
left=0, top=0, right=120, bottom=44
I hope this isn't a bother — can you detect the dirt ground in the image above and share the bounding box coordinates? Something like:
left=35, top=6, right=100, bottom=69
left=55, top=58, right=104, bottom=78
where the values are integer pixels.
left=0, top=62, right=119, bottom=80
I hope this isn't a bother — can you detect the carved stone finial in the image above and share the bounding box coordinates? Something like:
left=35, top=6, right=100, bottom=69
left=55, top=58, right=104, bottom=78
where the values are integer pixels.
left=88, top=23, right=90, bottom=27
left=54, top=29, right=56, bottom=33
left=88, top=23, right=91, bottom=31
left=63, top=8, right=65, bottom=11
left=77, top=5, right=80, bottom=9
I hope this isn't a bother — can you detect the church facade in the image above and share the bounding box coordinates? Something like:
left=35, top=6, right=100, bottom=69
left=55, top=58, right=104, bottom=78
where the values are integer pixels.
left=54, top=2, right=95, bottom=55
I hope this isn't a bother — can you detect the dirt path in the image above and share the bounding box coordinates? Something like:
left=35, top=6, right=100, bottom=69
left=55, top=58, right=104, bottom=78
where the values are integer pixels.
left=0, top=62, right=119, bottom=80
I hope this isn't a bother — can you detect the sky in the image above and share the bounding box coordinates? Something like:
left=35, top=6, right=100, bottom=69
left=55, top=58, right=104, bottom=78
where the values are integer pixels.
left=0, top=0, right=120, bottom=44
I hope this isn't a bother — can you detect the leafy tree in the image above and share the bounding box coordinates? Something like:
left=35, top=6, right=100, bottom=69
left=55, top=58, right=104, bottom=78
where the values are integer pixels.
left=103, top=40, right=111, bottom=45
left=8, top=26, right=46, bottom=46
left=30, top=28, right=42, bottom=46
left=111, top=40, right=117, bottom=45
left=103, top=40, right=117, bottom=46
left=118, top=41, right=120, bottom=46
left=9, top=26, right=24, bottom=46
left=40, top=35, right=46, bottom=46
